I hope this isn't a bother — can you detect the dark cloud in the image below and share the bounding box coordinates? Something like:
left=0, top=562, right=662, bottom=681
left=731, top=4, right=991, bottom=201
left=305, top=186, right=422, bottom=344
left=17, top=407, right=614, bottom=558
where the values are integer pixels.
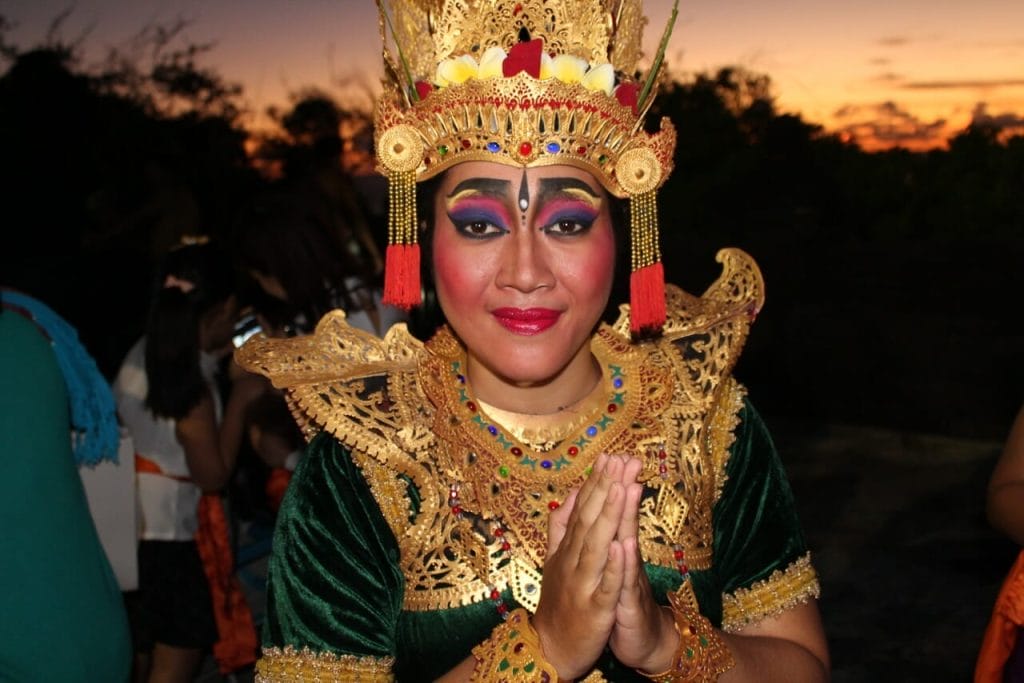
left=877, top=36, right=910, bottom=47
left=832, top=100, right=948, bottom=149
left=870, top=72, right=904, bottom=84
left=970, top=102, right=1024, bottom=137
left=903, top=79, right=1024, bottom=90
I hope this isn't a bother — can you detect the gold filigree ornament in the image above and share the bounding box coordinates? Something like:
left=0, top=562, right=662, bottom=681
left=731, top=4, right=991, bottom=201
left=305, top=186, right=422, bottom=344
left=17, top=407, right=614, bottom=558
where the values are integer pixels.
left=374, top=0, right=680, bottom=336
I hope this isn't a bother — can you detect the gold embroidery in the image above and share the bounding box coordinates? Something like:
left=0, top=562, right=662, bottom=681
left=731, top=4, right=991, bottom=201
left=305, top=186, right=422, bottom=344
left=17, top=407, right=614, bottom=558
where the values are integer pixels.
left=237, top=249, right=766, bottom=614
left=720, top=553, right=821, bottom=632
left=255, top=646, right=394, bottom=682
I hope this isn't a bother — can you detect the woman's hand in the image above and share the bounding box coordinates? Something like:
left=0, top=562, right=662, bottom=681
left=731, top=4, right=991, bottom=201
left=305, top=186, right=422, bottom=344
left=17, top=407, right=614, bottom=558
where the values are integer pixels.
left=531, top=455, right=629, bottom=680
left=608, top=457, right=681, bottom=673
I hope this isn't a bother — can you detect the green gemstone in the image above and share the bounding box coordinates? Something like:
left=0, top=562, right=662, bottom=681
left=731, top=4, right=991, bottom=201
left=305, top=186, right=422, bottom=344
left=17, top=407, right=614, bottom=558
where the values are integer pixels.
left=699, top=635, right=709, bottom=647
left=524, top=662, right=536, bottom=673
left=499, top=465, right=510, bottom=477
left=438, top=144, right=449, bottom=156
left=499, top=658, right=510, bottom=671
left=599, top=154, right=609, bottom=164
left=584, top=466, right=593, bottom=475
left=685, top=647, right=694, bottom=659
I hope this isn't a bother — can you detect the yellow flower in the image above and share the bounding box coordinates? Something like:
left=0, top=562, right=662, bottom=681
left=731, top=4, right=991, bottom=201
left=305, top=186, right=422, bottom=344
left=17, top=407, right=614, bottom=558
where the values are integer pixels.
left=478, top=46, right=507, bottom=79
left=581, top=63, right=615, bottom=96
left=547, top=54, right=589, bottom=84
left=436, top=55, right=479, bottom=87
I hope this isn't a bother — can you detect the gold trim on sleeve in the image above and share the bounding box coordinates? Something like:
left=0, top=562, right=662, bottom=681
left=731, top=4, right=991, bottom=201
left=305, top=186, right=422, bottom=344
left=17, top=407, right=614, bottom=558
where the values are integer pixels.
left=720, top=553, right=821, bottom=633
left=255, top=646, right=395, bottom=682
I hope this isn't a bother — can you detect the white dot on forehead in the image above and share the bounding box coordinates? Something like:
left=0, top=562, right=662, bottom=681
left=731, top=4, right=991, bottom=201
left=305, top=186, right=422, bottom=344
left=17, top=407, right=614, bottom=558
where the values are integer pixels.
left=519, top=197, right=529, bottom=211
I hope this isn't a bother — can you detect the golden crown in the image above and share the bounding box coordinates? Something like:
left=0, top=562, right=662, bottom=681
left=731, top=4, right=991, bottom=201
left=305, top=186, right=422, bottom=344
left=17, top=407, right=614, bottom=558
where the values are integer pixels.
left=374, top=0, right=679, bottom=335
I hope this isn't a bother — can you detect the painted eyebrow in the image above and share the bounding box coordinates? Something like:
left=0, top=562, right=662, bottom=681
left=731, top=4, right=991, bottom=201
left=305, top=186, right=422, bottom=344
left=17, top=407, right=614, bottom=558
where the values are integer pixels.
left=536, top=177, right=603, bottom=205
left=446, top=178, right=512, bottom=201
left=536, top=177, right=603, bottom=211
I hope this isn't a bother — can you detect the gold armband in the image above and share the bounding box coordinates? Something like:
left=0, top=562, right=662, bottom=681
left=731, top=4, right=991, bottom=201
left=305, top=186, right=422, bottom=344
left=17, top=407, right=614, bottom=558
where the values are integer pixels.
left=470, top=609, right=562, bottom=682
left=638, top=591, right=735, bottom=683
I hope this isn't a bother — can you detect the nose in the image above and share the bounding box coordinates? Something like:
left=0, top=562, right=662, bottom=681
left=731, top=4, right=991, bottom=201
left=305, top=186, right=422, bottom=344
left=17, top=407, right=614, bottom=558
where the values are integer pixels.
left=494, top=228, right=555, bottom=293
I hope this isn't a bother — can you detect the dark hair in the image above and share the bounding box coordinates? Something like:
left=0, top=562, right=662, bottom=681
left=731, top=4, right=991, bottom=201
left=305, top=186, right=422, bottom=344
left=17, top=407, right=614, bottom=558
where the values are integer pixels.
left=145, top=241, right=234, bottom=419
left=232, top=189, right=378, bottom=332
left=416, top=172, right=631, bottom=327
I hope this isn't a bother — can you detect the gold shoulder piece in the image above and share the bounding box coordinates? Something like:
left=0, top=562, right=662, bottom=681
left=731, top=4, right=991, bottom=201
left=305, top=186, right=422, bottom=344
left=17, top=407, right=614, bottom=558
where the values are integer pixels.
left=235, top=310, right=422, bottom=389
left=256, top=646, right=394, bottom=682
left=613, top=247, right=765, bottom=341
left=720, top=553, right=821, bottom=632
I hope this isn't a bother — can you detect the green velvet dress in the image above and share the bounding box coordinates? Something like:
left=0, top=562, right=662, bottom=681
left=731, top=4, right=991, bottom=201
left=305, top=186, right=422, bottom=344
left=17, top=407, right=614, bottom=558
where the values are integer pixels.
left=240, top=250, right=820, bottom=682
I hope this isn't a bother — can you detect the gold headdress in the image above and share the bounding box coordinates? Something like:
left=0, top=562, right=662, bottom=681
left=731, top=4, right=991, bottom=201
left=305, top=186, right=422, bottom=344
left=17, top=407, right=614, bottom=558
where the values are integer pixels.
left=375, top=0, right=678, bottom=335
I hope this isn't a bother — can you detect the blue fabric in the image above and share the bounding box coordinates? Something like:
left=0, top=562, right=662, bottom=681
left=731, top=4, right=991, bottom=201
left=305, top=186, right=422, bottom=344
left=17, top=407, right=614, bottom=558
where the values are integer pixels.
left=1, top=289, right=120, bottom=465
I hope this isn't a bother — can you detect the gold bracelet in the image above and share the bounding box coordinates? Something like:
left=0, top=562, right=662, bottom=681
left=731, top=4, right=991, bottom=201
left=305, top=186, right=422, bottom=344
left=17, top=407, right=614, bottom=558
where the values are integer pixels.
left=638, top=591, right=736, bottom=683
left=470, top=609, right=562, bottom=682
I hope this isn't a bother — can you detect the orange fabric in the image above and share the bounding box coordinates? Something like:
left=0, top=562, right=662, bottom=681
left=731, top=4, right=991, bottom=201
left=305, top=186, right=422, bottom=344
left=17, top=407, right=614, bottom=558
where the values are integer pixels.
left=265, top=467, right=293, bottom=513
left=976, top=549, right=1024, bottom=682
left=134, top=454, right=257, bottom=673
left=196, top=494, right=258, bottom=673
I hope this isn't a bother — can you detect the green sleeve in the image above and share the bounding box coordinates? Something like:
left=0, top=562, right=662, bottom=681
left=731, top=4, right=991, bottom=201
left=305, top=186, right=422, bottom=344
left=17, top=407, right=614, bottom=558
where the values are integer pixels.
left=262, top=432, right=405, bottom=657
left=712, top=398, right=811, bottom=595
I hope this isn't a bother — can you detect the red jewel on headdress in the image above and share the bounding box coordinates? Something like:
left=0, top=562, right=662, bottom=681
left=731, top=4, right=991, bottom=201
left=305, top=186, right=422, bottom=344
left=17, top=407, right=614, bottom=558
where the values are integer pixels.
left=614, top=82, right=639, bottom=114
left=503, top=38, right=544, bottom=79
left=519, top=142, right=533, bottom=156
left=415, top=81, right=434, bottom=100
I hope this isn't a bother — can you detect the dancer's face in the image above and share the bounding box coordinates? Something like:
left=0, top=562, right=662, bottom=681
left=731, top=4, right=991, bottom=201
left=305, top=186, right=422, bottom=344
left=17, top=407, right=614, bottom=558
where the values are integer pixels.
left=432, top=162, right=616, bottom=391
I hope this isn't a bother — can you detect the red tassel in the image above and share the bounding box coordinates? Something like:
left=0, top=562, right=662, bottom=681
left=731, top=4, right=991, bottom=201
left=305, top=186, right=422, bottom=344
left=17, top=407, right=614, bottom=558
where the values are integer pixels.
left=630, top=262, right=666, bottom=337
left=382, top=243, right=421, bottom=310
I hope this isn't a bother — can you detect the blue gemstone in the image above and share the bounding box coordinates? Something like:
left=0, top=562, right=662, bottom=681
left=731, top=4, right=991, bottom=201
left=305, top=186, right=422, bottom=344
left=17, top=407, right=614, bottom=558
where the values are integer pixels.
left=540, top=460, right=552, bottom=469
left=487, top=425, right=498, bottom=436
left=486, top=142, right=501, bottom=152
left=586, top=426, right=598, bottom=437
left=457, top=374, right=466, bottom=383
left=613, top=378, right=624, bottom=388
left=545, top=141, right=561, bottom=153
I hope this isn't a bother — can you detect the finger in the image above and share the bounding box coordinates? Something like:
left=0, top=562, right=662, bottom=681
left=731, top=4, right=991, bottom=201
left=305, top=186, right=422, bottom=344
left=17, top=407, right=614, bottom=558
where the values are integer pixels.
left=575, top=480, right=627, bottom=579
left=547, top=487, right=579, bottom=555
left=571, top=453, right=609, bottom=522
left=596, top=539, right=626, bottom=610
left=617, top=478, right=644, bottom=544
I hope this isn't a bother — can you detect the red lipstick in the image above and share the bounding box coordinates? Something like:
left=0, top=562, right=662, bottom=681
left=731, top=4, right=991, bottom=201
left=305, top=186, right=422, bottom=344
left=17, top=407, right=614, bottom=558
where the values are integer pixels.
left=491, top=308, right=561, bottom=335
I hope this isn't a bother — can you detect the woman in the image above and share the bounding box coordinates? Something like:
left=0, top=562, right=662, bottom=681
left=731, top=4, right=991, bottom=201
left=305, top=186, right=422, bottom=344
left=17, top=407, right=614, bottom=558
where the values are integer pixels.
left=239, top=1, right=828, bottom=680
left=115, top=240, right=257, bottom=681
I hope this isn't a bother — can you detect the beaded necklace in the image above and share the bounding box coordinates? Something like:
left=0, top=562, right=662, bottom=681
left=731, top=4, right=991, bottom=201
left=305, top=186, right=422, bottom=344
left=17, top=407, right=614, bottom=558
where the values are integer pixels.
left=427, top=326, right=686, bottom=616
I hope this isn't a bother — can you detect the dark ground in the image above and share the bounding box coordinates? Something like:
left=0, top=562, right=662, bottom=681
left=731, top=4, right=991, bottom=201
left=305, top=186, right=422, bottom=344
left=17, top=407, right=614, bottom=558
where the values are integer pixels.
left=775, top=419, right=1015, bottom=682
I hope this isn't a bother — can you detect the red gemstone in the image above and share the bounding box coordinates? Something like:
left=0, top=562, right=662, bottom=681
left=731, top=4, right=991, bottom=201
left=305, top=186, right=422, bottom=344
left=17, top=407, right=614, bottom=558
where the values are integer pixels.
left=497, top=603, right=509, bottom=614
left=674, top=549, right=685, bottom=560
left=501, top=541, right=511, bottom=551
left=548, top=501, right=560, bottom=510
left=510, top=446, right=522, bottom=456
left=568, top=446, right=579, bottom=456
left=493, top=527, right=504, bottom=536
left=607, top=404, right=617, bottom=413
left=466, top=401, right=477, bottom=412
left=577, top=146, right=587, bottom=155
left=519, top=142, right=533, bottom=156
left=461, top=138, right=472, bottom=149
left=659, top=449, right=667, bottom=459
left=681, top=564, right=689, bottom=574
left=491, top=589, right=501, bottom=600
left=451, top=505, right=462, bottom=515
left=514, top=642, right=525, bottom=653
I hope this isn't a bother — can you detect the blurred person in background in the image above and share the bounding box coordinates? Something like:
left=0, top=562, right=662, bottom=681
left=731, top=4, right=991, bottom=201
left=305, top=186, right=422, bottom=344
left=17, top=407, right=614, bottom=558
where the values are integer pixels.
left=0, top=287, right=131, bottom=681
left=228, top=189, right=408, bottom=511
left=114, top=239, right=259, bottom=682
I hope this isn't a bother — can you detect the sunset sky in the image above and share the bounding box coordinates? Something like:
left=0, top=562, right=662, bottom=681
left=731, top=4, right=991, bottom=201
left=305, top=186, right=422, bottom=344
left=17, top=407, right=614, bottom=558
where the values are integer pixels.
left=6, top=0, right=1024, bottom=150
